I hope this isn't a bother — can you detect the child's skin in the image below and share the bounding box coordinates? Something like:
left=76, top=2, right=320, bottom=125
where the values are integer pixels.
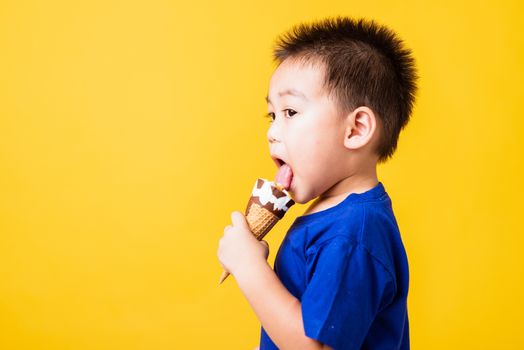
left=217, top=58, right=381, bottom=349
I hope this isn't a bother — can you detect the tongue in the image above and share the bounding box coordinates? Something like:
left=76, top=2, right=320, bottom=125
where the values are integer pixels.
left=275, top=164, right=293, bottom=191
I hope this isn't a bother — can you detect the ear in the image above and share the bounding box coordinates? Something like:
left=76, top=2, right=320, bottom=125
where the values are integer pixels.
left=343, top=106, right=377, bottom=150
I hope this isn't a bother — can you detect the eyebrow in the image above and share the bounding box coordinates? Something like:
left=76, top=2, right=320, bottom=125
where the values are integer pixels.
left=265, top=89, right=307, bottom=104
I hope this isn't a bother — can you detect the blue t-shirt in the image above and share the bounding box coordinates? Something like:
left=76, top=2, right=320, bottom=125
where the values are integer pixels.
left=259, top=181, right=409, bottom=350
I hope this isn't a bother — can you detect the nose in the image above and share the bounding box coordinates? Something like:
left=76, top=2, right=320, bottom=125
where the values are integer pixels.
left=267, top=120, right=281, bottom=144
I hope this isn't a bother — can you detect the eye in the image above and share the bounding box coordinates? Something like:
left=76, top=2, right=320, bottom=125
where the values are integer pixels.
left=284, top=109, right=297, bottom=118
left=264, top=112, right=275, bottom=123
left=264, top=109, right=297, bottom=123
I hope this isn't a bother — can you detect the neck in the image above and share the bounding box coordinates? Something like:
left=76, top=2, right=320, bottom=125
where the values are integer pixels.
left=303, top=164, right=379, bottom=216
left=319, top=167, right=378, bottom=200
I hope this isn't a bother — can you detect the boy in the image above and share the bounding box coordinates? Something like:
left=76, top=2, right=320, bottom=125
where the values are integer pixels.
left=217, top=16, right=417, bottom=350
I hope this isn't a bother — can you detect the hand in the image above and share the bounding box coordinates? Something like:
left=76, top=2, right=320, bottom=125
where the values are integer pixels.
left=217, top=211, right=270, bottom=277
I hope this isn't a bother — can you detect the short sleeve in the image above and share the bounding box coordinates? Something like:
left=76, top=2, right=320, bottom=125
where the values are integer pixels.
left=301, top=237, right=395, bottom=349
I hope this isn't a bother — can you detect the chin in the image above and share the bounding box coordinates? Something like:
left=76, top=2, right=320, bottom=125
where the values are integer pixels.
left=289, top=188, right=314, bottom=205
left=292, top=196, right=308, bottom=205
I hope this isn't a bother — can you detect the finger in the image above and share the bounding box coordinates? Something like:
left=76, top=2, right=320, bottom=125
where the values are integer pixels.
left=231, top=211, right=250, bottom=231
left=223, top=224, right=232, bottom=234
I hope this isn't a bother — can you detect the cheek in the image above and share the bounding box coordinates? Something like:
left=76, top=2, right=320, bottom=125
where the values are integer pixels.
left=287, top=119, right=329, bottom=181
left=292, top=138, right=325, bottom=181
left=298, top=134, right=341, bottom=183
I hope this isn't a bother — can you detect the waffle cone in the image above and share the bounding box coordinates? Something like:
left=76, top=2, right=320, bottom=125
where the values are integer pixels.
left=245, top=202, right=280, bottom=240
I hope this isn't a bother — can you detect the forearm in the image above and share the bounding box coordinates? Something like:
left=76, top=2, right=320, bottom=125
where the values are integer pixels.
left=234, top=261, right=325, bottom=350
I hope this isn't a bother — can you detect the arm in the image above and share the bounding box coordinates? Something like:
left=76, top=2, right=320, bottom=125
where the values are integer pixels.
left=235, top=260, right=333, bottom=350
left=218, top=211, right=333, bottom=349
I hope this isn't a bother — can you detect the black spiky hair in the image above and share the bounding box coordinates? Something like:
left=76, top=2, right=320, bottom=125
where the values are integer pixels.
left=272, top=16, right=419, bottom=163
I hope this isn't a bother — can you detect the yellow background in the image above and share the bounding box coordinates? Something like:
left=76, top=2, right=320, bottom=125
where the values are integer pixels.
left=1, top=0, right=523, bottom=349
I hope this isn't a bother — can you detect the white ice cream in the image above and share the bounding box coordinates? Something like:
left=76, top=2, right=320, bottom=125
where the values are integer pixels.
left=251, top=178, right=293, bottom=212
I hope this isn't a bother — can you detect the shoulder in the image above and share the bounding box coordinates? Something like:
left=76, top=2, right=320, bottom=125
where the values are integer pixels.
left=301, top=204, right=367, bottom=251
left=305, top=235, right=393, bottom=282
left=307, top=201, right=403, bottom=276
left=302, top=236, right=398, bottom=312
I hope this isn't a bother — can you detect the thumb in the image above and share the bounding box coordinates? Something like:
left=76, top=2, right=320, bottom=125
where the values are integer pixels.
left=231, top=211, right=251, bottom=231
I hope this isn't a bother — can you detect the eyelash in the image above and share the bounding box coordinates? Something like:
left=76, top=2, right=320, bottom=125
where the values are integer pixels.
left=265, top=109, right=297, bottom=122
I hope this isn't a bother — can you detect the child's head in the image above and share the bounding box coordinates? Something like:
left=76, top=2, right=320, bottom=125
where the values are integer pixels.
left=266, top=16, right=418, bottom=204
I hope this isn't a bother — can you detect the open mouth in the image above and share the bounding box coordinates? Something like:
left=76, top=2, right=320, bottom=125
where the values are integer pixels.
left=273, top=158, right=294, bottom=191
left=275, top=158, right=285, bottom=167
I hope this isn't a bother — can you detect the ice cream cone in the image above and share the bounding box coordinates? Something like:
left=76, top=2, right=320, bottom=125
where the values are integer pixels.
left=219, top=178, right=294, bottom=284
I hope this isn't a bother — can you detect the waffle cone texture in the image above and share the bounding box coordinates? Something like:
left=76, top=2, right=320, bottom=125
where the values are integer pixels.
left=245, top=201, right=280, bottom=240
